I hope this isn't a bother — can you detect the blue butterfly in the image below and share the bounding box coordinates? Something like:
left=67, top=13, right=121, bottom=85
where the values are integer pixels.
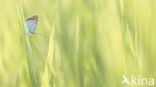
left=25, top=15, right=38, bottom=34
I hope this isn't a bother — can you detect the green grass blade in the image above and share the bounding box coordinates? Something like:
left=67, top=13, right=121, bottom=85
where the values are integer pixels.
left=14, top=0, right=39, bottom=87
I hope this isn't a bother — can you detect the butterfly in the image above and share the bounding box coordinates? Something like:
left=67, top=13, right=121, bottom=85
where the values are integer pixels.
left=25, top=14, right=38, bottom=34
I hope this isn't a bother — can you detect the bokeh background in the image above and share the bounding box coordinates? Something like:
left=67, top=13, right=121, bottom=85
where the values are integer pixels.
left=0, top=0, right=156, bottom=87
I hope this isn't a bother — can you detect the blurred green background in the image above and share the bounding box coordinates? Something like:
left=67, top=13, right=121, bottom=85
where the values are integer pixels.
left=0, top=0, right=156, bottom=87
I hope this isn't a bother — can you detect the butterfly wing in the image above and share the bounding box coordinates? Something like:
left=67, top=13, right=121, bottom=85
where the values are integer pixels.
left=26, top=20, right=38, bottom=34
left=25, top=15, right=38, bottom=34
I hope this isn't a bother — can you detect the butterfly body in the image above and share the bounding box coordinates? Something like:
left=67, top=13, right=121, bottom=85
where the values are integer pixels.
left=25, top=15, right=38, bottom=34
